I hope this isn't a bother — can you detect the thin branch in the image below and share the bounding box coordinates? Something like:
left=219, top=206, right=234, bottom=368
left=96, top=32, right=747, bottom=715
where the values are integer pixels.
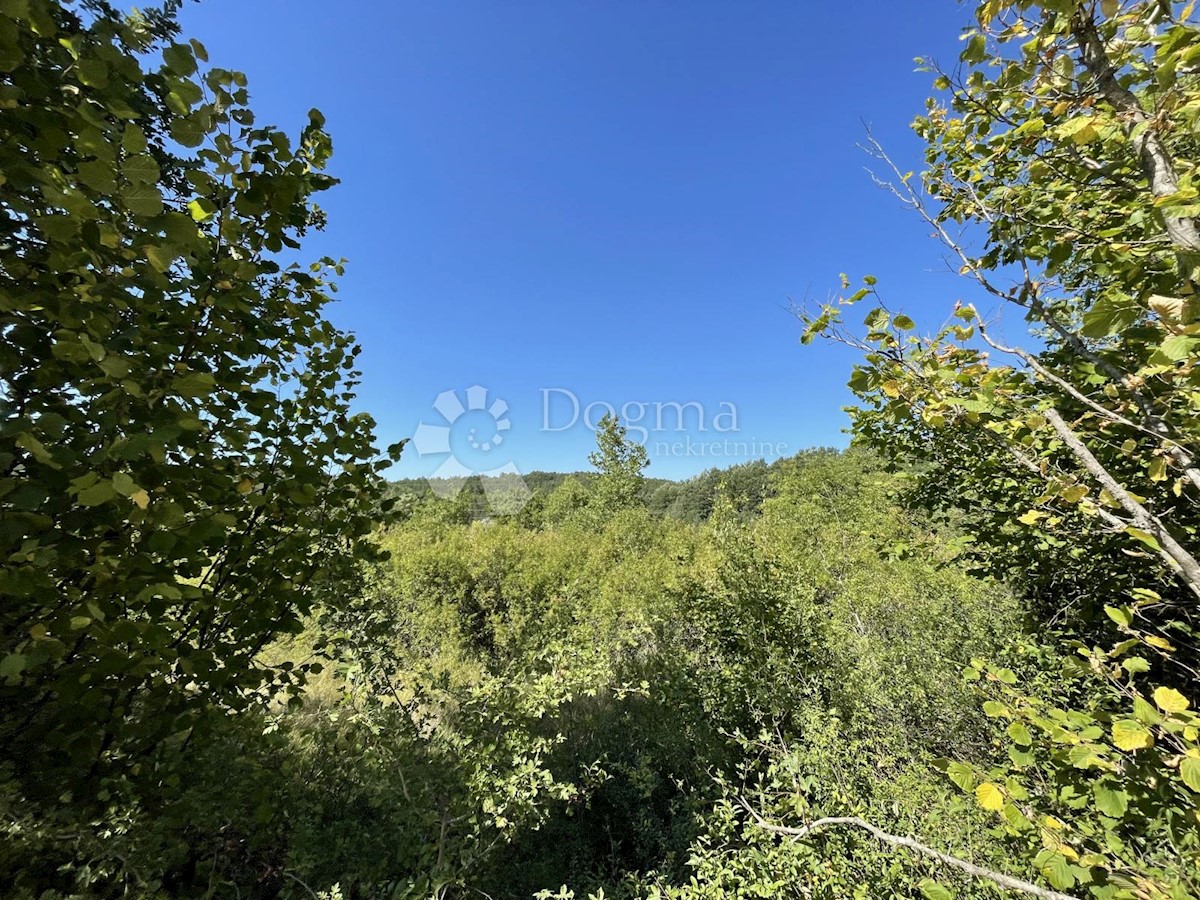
left=864, top=133, right=1197, bottom=475
left=282, top=872, right=320, bottom=900
left=973, top=311, right=1200, bottom=494
left=737, top=797, right=1081, bottom=900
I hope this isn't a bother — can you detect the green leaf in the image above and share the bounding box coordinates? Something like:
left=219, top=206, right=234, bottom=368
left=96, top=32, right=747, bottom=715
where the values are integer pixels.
left=125, top=183, right=163, bottom=217
left=1081, top=293, right=1139, bottom=338
left=919, top=879, right=953, bottom=900
left=1104, top=605, right=1132, bottom=627
left=162, top=42, right=197, bottom=76
left=1041, top=852, right=1075, bottom=890
left=1123, top=656, right=1151, bottom=675
left=123, top=152, right=160, bottom=184
left=863, top=308, right=889, bottom=329
left=0, top=654, right=26, bottom=677
left=176, top=372, right=216, bottom=397
left=1181, top=757, right=1200, bottom=792
left=0, top=33, right=23, bottom=73
left=1125, top=526, right=1162, bottom=552
left=146, top=244, right=178, bottom=273
left=112, top=472, right=136, bottom=497
left=1001, top=801, right=1030, bottom=830
left=1152, top=334, right=1199, bottom=363
left=77, top=481, right=117, bottom=506
left=171, top=113, right=209, bottom=148
left=122, top=124, right=148, bottom=154
left=944, top=761, right=975, bottom=792
left=1007, top=722, right=1032, bottom=746
left=1133, top=696, right=1163, bottom=725
left=35, top=215, right=79, bottom=242
left=76, top=58, right=108, bottom=87
left=1093, top=784, right=1128, bottom=817
left=78, top=159, right=117, bottom=194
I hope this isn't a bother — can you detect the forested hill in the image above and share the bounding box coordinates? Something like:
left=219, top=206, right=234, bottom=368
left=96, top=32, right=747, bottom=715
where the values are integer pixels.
left=388, top=451, right=843, bottom=523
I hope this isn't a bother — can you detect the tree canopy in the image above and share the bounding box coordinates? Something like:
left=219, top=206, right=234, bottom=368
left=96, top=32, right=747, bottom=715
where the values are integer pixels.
left=0, top=0, right=396, bottom=802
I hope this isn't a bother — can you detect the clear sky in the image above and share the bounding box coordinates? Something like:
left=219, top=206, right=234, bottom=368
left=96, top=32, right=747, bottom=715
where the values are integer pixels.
left=176, top=0, right=979, bottom=481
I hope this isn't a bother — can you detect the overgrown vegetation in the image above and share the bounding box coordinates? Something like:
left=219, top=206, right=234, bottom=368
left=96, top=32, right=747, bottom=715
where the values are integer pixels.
left=1, top=1, right=1197, bottom=898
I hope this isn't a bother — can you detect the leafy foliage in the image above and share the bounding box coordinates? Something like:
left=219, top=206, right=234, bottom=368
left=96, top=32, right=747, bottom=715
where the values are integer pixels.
left=0, top=0, right=394, bottom=858
left=804, top=1, right=1200, bottom=897
left=8, top=2, right=1199, bottom=899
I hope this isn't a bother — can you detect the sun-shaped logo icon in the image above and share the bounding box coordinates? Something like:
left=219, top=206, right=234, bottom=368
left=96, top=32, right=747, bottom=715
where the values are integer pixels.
left=411, top=385, right=531, bottom=512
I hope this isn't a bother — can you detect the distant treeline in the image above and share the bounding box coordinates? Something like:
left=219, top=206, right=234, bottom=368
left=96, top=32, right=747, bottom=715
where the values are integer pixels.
left=387, top=448, right=845, bottom=523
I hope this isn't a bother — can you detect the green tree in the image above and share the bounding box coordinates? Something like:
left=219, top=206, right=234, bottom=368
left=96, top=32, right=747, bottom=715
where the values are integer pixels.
left=0, top=0, right=396, bottom=803
left=804, top=1, right=1200, bottom=895
left=588, top=414, right=649, bottom=513
left=806, top=0, right=1200, bottom=621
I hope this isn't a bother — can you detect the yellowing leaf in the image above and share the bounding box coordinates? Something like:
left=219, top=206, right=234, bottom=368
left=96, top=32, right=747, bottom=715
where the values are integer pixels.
left=976, top=782, right=1005, bottom=811
left=1061, top=484, right=1088, bottom=503
left=1149, top=294, right=1187, bottom=323
left=1125, top=526, right=1162, bottom=552
left=1104, top=605, right=1132, bottom=627
left=131, top=490, right=150, bottom=510
left=1112, top=719, right=1153, bottom=751
left=1153, top=686, right=1189, bottom=715
left=188, top=198, right=215, bottom=222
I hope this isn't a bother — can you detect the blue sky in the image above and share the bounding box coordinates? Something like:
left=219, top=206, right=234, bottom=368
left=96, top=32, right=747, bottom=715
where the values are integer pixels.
left=177, top=1, right=978, bottom=480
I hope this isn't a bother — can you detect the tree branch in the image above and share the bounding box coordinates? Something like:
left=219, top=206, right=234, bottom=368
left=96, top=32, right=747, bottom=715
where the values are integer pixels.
left=1072, top=8, right=1200, bottom=260
left=1043, top=406, right=1200, bottom=600
left=974, top=312, right=1200, bottom=494
left=737, top=797, right=1081, bottom=900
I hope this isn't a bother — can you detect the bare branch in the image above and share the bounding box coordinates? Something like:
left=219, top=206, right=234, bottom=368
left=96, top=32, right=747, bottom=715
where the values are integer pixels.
left=973, top=311, right=1200, bottom=494
left=864, top=133, right=1198, bottom=472
left=737, top=797, right=1082, bottom=900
